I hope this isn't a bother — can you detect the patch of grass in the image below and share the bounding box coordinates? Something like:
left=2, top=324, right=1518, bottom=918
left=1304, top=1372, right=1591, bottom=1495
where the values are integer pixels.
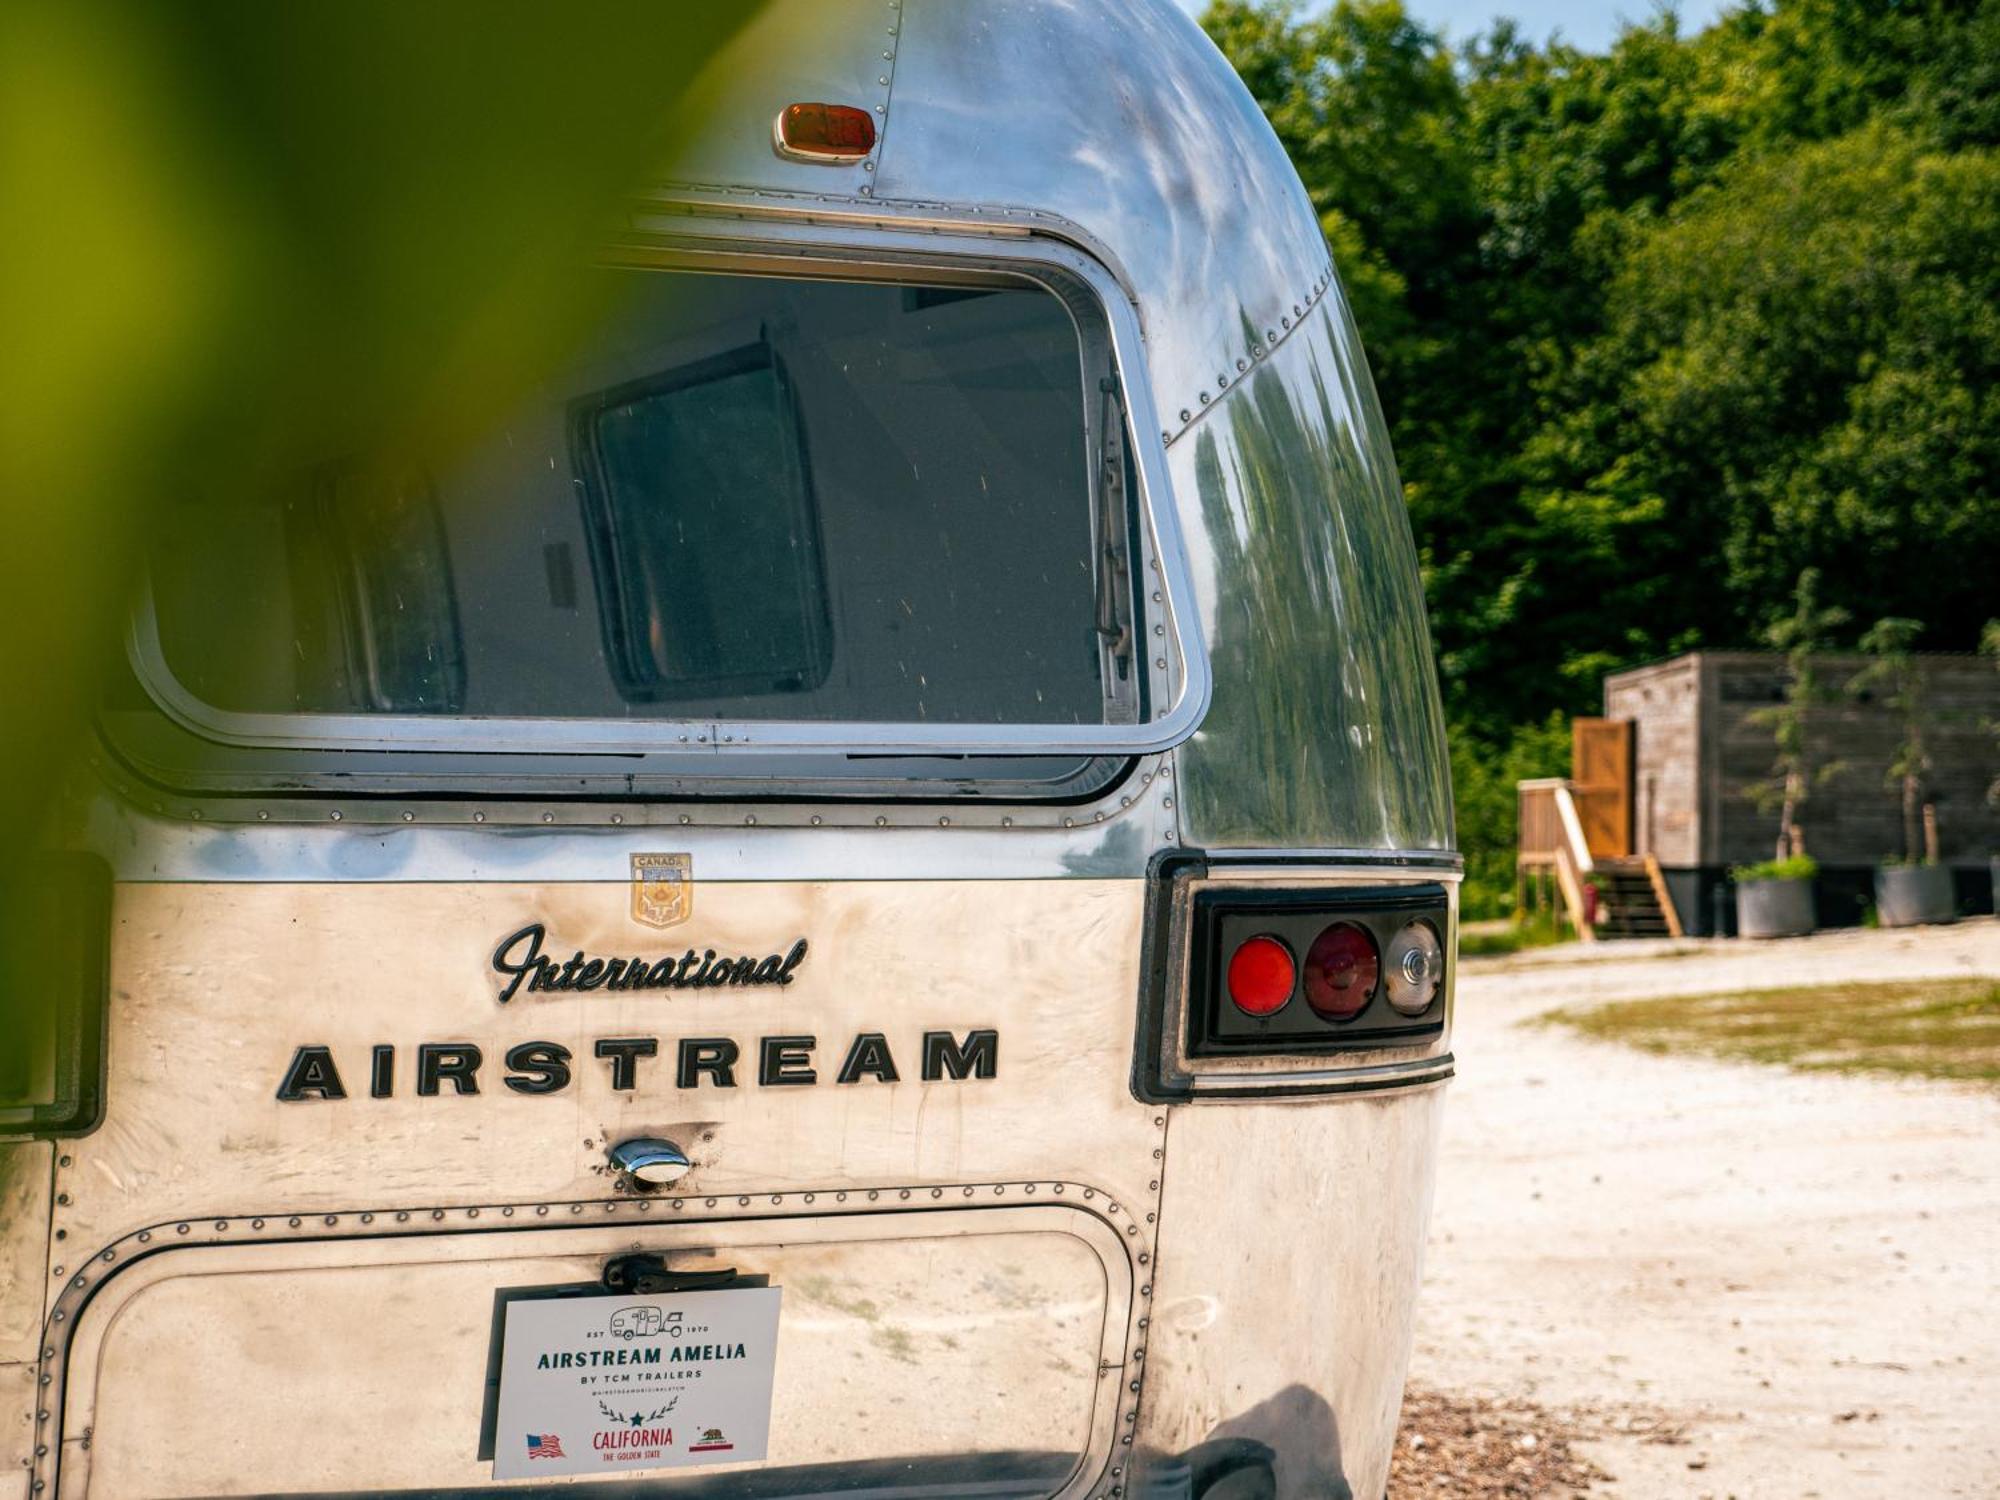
left=1543, top=977, right=2000, bottom=1084
left=1460, top=912, right=1568, bottom=958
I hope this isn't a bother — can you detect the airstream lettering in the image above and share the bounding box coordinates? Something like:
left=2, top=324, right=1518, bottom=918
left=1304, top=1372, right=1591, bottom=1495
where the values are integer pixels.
left=272, top=1030, right=995, bottom=1100
left=7, top=4, right=1458, bottom=1497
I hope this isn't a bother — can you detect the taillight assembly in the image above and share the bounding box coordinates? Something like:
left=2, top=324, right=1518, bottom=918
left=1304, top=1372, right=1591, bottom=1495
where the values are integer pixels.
left=1192, top=883, right=1449, bottom=1056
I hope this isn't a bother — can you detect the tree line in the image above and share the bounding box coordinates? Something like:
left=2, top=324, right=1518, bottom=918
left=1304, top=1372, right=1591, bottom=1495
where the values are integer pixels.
left=1200, top=0, right=2000, bottom=912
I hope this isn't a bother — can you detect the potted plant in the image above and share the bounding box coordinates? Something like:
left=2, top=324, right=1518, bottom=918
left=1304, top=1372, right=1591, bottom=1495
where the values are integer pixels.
left=1850, top=618, right=1955, bottom=927
left=1731, top=854, right=1819, bottom=939
left=1738, top=570, right=1844, bottom=938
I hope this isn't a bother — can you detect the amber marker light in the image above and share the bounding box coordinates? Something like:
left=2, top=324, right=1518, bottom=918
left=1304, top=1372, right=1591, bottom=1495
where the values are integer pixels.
left=772, top=102, right=877, bottom=163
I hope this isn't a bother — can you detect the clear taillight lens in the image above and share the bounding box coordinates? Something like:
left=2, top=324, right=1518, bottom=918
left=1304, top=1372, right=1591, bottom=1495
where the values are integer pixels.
left=1384, top=920, right=1443, bottom=1015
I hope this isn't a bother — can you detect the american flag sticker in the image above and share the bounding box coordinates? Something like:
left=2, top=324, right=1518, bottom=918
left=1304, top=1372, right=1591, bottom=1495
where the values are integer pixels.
left=526, top=1434, right=565, bottom=1460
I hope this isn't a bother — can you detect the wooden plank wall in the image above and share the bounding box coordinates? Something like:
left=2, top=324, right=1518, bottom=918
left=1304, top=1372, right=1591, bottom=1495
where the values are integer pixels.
left=1606, top=652, right=2000, bottom=869
left=1603, top=656, right=1702, bottom=866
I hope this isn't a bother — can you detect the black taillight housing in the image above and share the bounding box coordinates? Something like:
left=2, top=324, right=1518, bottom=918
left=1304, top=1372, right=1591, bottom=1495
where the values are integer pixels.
left=1188, top=882, right=1448, bottom=1057
left=0, top=854, right=110, bottom=1136
left=1133, top=853, right=1457, bottom=1103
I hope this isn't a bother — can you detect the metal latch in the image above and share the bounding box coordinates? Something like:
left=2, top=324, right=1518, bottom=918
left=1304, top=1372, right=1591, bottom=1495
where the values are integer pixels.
left=601, top=1254, right=744, bottom=1296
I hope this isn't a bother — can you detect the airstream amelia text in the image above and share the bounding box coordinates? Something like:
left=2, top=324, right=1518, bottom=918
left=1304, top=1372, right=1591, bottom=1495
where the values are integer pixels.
left=2, top=3, right=1457, bottom=1496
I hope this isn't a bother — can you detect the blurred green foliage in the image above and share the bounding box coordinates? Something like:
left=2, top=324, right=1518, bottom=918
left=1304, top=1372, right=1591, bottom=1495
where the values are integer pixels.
left=0, top=1, right=762, bottom=1043
left=1202, top=0, right=2000, bottom=912
left=0, top=0, right=1987, bottom=944
left=1448, top=712, right=1570, bottom=917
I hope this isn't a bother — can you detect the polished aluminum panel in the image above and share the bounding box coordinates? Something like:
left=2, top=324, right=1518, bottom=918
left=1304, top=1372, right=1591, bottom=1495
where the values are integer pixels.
left=873, top=0, right=1334, bottom=437
left=60, top=1214, right=1128, bottom=1496
left=658, top=2, right=892, bottom=200
left=0, top=1146, right=49, bottom=1368
left=37, top=875, right=1169, bottom=1494
left=49, top=879, right=1170, bottom=1250
left=1, top=1143, right=50, bottom=1494
left=1136, top=1084, right=1447, bottom=1498
left=69, top=773, right=1182, bottom=882
left=644, top=0, right=1454, bottom=855
left=1170, top=298, right=1454, bottom=851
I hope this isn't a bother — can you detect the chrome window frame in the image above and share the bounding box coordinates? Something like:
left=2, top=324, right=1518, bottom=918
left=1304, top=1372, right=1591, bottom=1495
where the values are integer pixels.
left=124, top=224, right=1209, bottom=761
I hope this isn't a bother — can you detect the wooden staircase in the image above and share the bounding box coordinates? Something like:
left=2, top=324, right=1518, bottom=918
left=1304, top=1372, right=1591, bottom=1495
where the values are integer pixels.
left=1591, top=856, right=1683, bottom=940
left=1519, top=727, right=1686, bottom=941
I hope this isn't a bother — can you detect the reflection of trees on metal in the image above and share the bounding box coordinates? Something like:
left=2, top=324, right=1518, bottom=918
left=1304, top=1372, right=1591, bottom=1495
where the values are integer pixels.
left=1180, top=305, right=1451, bottom=852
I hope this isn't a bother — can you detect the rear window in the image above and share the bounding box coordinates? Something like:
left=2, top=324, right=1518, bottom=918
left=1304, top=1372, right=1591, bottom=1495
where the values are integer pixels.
left=575, top=341, right=831, bottom=705
left=136, top=266, right=1135, bottom=742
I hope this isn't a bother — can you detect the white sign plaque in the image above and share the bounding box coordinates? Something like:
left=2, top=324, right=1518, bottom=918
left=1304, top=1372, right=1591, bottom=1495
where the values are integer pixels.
left=492, top=1287, right=782, bottom=1480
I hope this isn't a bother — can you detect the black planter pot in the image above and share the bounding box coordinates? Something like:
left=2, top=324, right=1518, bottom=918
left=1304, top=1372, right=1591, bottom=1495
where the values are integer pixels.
left=1875, top=864, right=1956, bottom=928
left=1736, top=877, right=1816, bottom=939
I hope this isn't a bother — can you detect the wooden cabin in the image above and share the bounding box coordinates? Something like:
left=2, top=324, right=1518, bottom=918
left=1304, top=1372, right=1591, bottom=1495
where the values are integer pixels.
left=1520, top=651, right=1998, bottom=936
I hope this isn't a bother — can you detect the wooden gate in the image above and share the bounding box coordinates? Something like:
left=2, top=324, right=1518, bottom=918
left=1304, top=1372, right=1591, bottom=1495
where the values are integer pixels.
left=1570, top=717, right=1634, bottom=859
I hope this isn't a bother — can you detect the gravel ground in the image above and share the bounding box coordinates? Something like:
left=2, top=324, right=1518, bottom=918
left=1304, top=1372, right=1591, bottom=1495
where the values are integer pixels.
left=1388, top=1384, right=1613, bottom=1496
left=1405, top=919, right=2000, bottom=1498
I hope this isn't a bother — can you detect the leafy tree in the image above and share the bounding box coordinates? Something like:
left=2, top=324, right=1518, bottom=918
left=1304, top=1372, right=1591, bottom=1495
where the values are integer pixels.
left=1746, top=569, right=1848, bottom=859
left=1449, top=713, right=1572, bottom=917
left=1559, top=124, right=2000, bottom=653
left=1848, top=617, right=1936, bottom=863
left=1202, top=0, right=2000, bottom=911
left=1734, top=0, right=2000, bottom=150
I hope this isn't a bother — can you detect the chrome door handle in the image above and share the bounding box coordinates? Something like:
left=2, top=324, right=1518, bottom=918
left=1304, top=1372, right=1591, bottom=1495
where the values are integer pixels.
left=607, top=1136, right=691, bottom=1185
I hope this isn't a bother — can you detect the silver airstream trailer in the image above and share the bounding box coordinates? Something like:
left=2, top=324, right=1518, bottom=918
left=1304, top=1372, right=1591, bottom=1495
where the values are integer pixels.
left=2, top=3, right=1456, bottom=1496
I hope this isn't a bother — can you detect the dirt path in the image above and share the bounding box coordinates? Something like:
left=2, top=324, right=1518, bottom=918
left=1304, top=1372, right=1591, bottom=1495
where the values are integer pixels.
left=1407, top=920, right=2000, bottom=1497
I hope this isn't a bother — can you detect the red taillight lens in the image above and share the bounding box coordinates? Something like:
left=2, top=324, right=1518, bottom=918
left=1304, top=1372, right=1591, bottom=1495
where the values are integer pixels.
left=1226, top=935, right=1296, bottom=1016
left=1303, top=922, right=1379, bottom=1020
left=773, top=102, right=877, bottom=162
